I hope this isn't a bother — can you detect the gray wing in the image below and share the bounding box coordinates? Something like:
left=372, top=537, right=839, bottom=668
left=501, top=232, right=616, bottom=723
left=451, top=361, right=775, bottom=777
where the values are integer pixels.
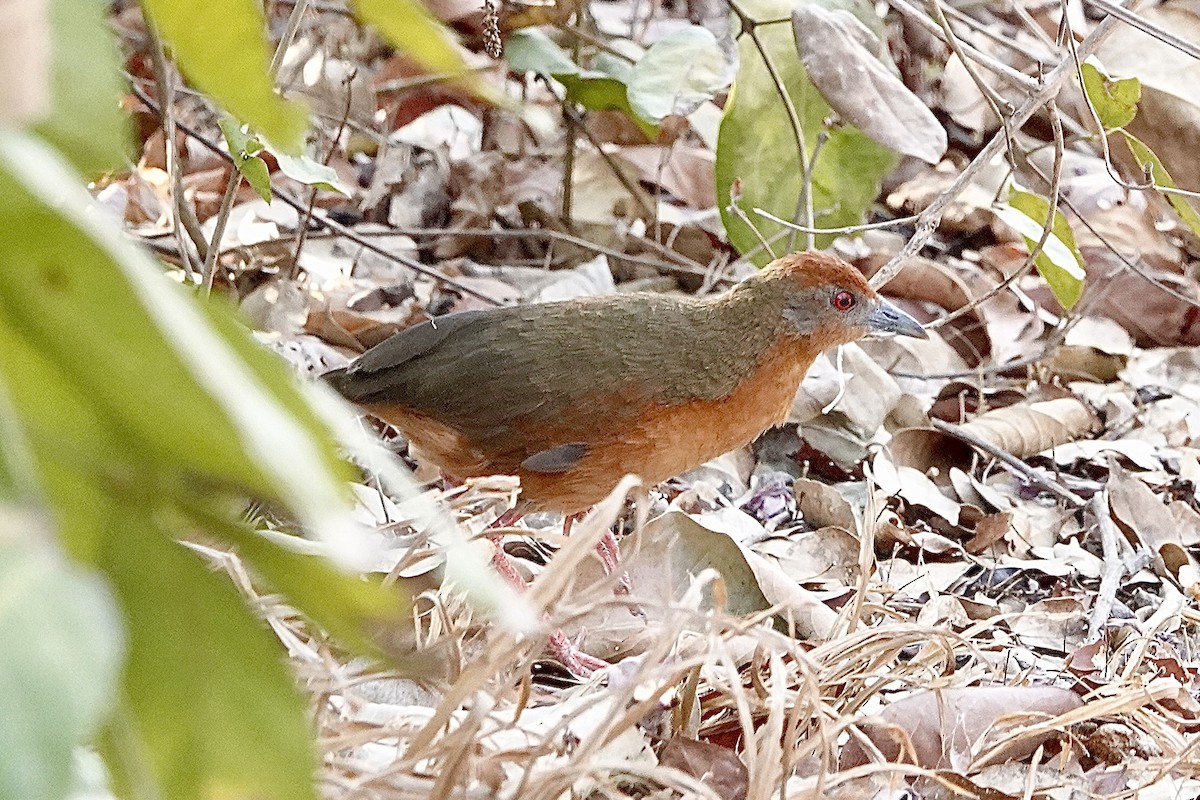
left=326, top=303, right=644, bottom=456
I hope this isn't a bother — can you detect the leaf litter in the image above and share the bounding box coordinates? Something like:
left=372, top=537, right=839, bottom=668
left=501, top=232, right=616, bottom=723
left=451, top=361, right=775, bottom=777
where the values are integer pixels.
left=101, top=0, right=1200, bottom=795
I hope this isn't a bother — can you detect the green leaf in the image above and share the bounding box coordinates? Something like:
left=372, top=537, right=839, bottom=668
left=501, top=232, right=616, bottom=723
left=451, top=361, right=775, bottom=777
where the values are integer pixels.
left=0, top=132, right=361, bottom=550
left=0, top=522, right=124, bottom=800
left=0, top=377, right=39, bottom=504
left=994, top=188, right=1086, bottom=309
left=505, top=30, right=658, bottom=138
left=352, top=0, right=469, bottom=77
left=219, top=118, right=273, bottom=203
left=1080, top=59, right=1140, bottom=130
left=140, top=0, right=308, bottom=151
left=716, top=0, right=896, bottom=261
left=1122, top=130, right=1200, bottom=239
left=272, top=150, right=354, bottom=197
left=101, top=513, right=318, bottom=800
left=505, top=28, right=580, bottom=76
left=627, top=26, right=726, bottom=123
left=0, top=316, right=129, bottom=562
left=33, top=0, right=131, bottom=176
left=180, top=500, right=415, bottom=661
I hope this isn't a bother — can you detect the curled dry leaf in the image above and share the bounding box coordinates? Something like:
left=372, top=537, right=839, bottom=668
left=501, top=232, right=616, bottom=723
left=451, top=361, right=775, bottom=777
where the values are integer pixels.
left=568, top=510, right=839, bottom=652
left=860, top=255, right=990, bottom=368
left=840, top=685, right=1082, bottom=770
left=791, top=6, right=946, bottom=164
left=304, top=289, right=433, bottom=352
left=1107, top=464, right=1200, bottom=586
left=888, top=427, right=975, bottom=486
left=872, top=450, right=961, bottom=525
left=929, top=382, right=1026, bottom=424
left=957, top=397, right=1099, bottom=460
left=658, top=737, right=748, bottom=800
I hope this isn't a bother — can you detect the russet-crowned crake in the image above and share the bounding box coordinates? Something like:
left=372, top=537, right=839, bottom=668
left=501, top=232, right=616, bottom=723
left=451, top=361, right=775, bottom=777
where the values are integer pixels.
left=326, top=251, right=927, bottom=510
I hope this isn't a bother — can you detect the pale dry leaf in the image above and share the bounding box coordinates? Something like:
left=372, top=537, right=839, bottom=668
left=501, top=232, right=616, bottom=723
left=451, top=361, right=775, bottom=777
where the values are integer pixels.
left=571, top=511, right=838, bottom=645
left=570, top=149, right=654, bottom=224
left=1008, top=597, right=1089, bottom=653
left=959, top=397, right=1099, bottom=459
left=791, top=6, right=946, bottom=163
left=1107, top=464, right=1200, bottom=583
left=792, top=344, right=903, bottom=430
left=755, top=526, right=859, bottom=586
left=840, top=685, right=1082, bottom=769
left=871, top=451, right=961, bottom=524
left=875, top=558, right=973, bottom=598
left=793, top=477, right=859, bottom=530
left=616, top=144, right=716, bottom=210
left=915, top=594, right=970, bottom=628
left=970, top=760, right=1087, bottom=797
left=940, top=52, right=998, bottom=135
left=658, top=738, right=748, bottom=800
left=1046, top=439, right=1160, bottom=471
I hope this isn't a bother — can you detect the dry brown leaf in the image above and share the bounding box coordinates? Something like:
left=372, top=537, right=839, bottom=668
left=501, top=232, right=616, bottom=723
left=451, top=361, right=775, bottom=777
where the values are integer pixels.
left=840, top=686, right=1082, bottom=770
left=860, top=255, right=991, bottom=368
left=793, top=477, right=858, bottom=530
left=1008, top=597, right=1089, bottom=654
left=617, top=144, right=716, bottom=210
left=658, top=737, right=748, bottom=800
left=958, top=397, right=1099, bottom=460
left=1031, top=254, right=1200, bottom=347
left=304, top=289, right=432, bottom=352
left=888, top=427, right=974, bottom=485
left=792, top=6, right=946, bottom=164
left=1107, top=464, right=1200, bottom=586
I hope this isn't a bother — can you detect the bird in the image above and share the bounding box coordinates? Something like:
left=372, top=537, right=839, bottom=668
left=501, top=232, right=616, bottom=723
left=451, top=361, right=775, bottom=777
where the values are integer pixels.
left=325, top=250, right=926, bottom=513
left=325, top=250, right=926, bottom=673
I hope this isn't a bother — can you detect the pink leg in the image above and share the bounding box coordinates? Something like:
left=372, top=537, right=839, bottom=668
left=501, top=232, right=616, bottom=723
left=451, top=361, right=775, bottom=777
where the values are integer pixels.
left=565, top=511, right=631, bottom=594
left=488, top=508, right=608, bottom=676
left=487, top=507, right=532, bottom=590
left=548, top=630, right=609, bottom=675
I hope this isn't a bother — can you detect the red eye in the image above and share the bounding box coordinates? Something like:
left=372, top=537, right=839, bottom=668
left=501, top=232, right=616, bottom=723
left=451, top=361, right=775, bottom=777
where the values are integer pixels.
left=832, top=290, right=856, bottom=311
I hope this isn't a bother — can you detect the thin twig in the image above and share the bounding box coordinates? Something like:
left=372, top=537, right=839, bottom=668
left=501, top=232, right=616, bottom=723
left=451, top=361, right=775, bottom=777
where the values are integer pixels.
left=929, top=418, right=1086, bottom=508
left=204, top=0, right=311, bottom=293
left=887, top=0, right=1039, bottom=92
left=871, top=1, right=1130, bottom=288
left=146, top=21, right=207, bottom=276
left=130, top=83, right=508, bottom=306
left=202, top=171, right=241, bottom=296
left=269, top=0, right=311, bottom=76
left=1084, top=0, right=1200, bottom=62
left=751, top=208, right=919, bottom=236
left=726, top=0, right=812, bottom=248
left=289, top=64, right=357, bottom=280
left=1086, top=491, right=1122, bottom=642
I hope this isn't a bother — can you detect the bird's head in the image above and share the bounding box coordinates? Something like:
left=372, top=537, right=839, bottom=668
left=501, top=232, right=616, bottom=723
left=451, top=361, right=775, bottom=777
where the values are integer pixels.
left=754, top=251, right=928, bottom=349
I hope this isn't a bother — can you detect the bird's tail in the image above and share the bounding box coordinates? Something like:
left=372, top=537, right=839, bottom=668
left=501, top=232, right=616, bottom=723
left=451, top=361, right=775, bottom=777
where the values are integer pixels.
left=320, top=366, right=350, bottom=396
